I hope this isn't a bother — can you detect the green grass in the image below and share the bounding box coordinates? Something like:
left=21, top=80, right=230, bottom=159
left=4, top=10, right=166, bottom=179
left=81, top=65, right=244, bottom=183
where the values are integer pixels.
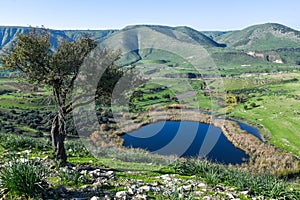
left=231, top=97, right=300, bottom=156
left=211, top=50, right=271, bottom=68
left=0, top=155, right=47, bottom=198
left=223, top=73, right=300, bottom=156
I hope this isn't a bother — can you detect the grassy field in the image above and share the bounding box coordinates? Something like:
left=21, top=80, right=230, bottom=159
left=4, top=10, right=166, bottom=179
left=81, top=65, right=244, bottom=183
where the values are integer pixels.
left=221, top=72, right=300, bottom=157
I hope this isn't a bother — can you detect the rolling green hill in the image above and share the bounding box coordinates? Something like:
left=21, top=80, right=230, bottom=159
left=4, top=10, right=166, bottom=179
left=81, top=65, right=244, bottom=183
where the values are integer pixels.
left=121, top=24, right=225, bottom=48
left=1, top=23, right=300, bottom=67
left=215, top=23, right=300, bottom=50
left=104, top=24, right=226, bottom=68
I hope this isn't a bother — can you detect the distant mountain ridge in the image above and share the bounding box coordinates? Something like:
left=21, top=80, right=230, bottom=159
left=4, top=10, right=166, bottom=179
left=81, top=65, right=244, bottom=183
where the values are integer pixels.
left=0, top=26, right=117, bottom=51
left=1, top=23, right=300, bottom=66
left=1, top=23, right=300, bottom=51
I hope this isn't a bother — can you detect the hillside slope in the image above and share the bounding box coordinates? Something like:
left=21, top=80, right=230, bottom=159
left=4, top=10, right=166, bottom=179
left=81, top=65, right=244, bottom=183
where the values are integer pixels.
left=122, top=24, right=225, bottom=48
left=216, top=23, right=300, bottom=50
left=0, top=26, right=117, bottom=51
left=101, top=24, right=225, bottom=69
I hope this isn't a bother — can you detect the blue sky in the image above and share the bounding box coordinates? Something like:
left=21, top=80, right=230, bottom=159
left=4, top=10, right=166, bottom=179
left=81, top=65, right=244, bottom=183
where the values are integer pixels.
left=1, top=0, right=299, bottom=31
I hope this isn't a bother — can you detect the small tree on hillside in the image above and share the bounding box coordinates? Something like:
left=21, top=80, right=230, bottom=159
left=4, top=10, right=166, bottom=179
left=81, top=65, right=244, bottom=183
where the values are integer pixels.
left=2, top=28, right=123, bottom=163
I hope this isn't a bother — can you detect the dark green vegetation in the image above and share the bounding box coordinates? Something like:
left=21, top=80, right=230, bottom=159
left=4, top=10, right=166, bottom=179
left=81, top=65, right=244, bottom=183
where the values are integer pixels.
left=0, top=77, right=54, bottom=136
left=0, top=155, right=47, bottom=198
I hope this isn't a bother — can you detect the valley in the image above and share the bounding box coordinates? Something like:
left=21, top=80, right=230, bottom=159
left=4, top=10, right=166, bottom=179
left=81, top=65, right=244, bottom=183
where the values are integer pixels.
left=0, top=22, right=300, bottom=199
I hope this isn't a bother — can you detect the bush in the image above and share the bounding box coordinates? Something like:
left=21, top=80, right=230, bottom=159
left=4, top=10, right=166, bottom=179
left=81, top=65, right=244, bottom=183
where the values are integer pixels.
left=65, top=139, right=90, bottom=157
left=0, top=134, right=50, bottom=150
left=0, top=156, right=47, bottom=198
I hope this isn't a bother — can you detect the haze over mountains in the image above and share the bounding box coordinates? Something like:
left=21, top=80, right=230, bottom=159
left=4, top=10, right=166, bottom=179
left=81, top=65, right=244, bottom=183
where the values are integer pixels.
left=1, top=23, right=300, bottom=66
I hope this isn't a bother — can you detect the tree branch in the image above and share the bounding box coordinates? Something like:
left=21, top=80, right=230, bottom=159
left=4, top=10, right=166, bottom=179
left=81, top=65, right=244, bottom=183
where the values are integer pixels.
left=66, top=96, right=98, bottom=114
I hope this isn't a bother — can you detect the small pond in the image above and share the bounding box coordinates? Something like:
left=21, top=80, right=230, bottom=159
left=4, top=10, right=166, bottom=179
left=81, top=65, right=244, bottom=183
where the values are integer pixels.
left=122, top=121, right=254, bottom=164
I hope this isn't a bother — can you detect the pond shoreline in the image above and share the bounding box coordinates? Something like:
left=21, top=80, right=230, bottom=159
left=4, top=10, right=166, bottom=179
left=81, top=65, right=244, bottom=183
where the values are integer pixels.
left=109, top=108, right=300, bottom=175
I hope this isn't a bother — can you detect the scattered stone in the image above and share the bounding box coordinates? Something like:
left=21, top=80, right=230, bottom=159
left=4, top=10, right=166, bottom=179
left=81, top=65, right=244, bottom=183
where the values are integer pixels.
left=90, top=196, right=101, bottom=200
left=240, top=190, right=252, bottom=195
left=80, top=169, right=88, bottom=175
left=115, top=191, right=128, bottom=199
left=18, top=158, right=29, bottom=163
left=152, top=181, right=160, bottom=186
left=194, top=190, right=204, bottom=196
left=214, top=185, right=225, bottom=192
left=132, top=194, right=147, bottom=200
left=128, top=187, right=136, bottom=195
left=92, top=179, right=103, bottom=188
left=178, top=184, right=193, bottom=192
left=138, top=185, right=153, bottom=193
left=225, top=192, right=235, bottom=199
left=42, top=155, right=49, bottom=161
left=89, top=169, right=101, bottom=178
left=104, top=170, right=115, bottom=179
left=22, top=149, right=31, bottom=154
left=183, top=184, right=193, bottom=191
left=197, top=182, right=206, bottom=188
left=158, top=174, right=172, bottom=181
left=104, top=194, right=112, bottom=200
left=130, top=185, right=138, bottom=190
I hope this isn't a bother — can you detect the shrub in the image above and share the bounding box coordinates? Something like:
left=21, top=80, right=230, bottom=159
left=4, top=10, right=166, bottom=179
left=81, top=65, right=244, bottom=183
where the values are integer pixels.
left=65, top=139, right=90, bottom=157
left=0, top=156, right=47, bottom=198
left=0, top=134, right=50, bottom=150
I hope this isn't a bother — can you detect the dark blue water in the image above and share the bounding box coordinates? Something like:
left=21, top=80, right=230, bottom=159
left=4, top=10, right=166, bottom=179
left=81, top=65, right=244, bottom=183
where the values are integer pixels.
left=235, top=121, right=262, bottom=141
left=122, top=121, right=249, bottom=164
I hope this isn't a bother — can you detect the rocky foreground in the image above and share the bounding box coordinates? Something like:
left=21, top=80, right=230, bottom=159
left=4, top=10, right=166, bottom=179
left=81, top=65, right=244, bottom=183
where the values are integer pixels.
left=53, top=169, right=258, bottom=200
left=25, top=158, right=266, bottom=200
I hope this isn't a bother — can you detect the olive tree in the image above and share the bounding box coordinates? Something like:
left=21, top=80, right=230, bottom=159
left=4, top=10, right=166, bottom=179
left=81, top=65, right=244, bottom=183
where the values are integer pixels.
left=2, top=28, right=122, bottom=163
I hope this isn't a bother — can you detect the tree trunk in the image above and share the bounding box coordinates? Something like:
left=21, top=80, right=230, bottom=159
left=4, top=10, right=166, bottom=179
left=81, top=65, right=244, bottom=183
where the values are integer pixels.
left=51, top=114, right=67, bottom=163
